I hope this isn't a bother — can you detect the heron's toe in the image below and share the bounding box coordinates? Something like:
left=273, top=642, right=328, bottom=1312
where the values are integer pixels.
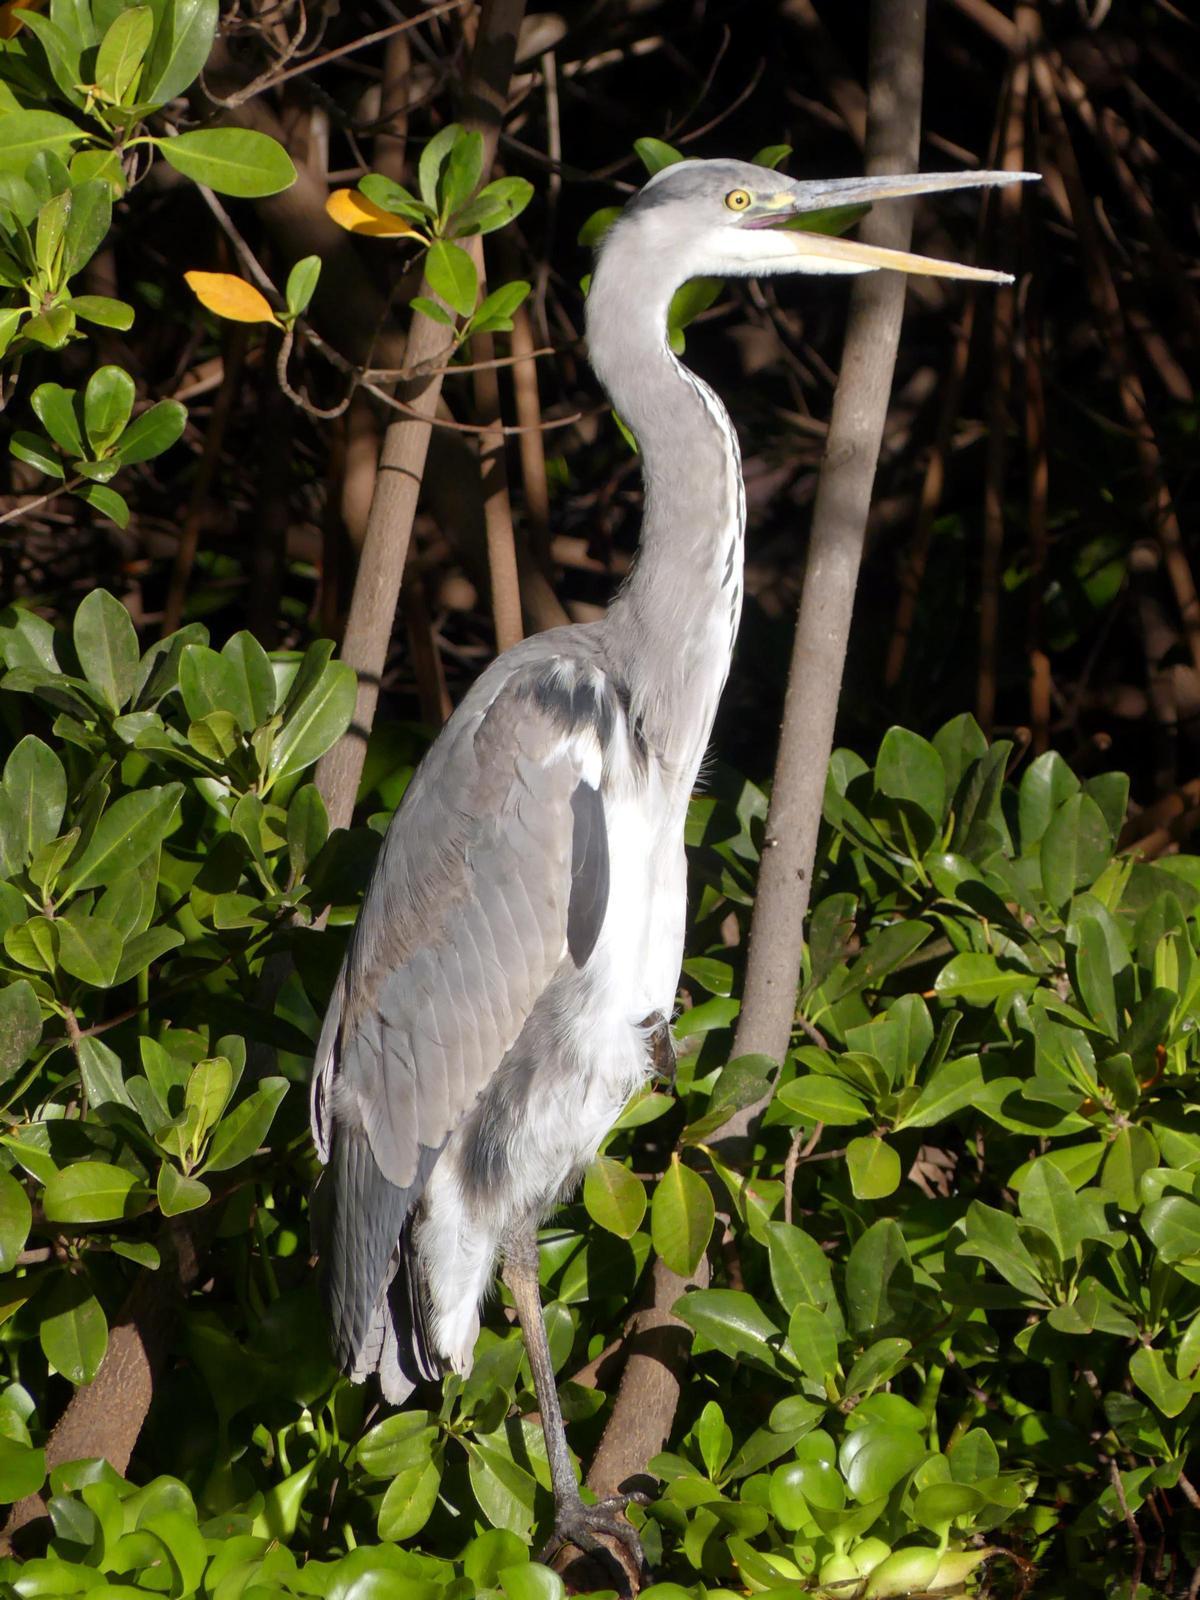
left=543, top=1492, right=649, bottom=1593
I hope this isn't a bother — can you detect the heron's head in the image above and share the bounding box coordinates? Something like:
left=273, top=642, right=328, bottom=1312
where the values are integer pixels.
left=590, top=157, right=1038, bottom=309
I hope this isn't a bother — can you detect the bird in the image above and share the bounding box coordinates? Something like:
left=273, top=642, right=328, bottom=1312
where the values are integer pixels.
left=310, top=155, right=1035, bottom=1568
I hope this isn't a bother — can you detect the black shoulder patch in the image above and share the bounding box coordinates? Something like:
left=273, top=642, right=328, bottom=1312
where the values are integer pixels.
left=568, top=779, right=609, bottom=966
left=529, top=667, right=617, bottom=748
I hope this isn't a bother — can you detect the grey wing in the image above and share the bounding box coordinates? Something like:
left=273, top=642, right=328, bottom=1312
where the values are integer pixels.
left=310, top=649, right=614, bottom=1394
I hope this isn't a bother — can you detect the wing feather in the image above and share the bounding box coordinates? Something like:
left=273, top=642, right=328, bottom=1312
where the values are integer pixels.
left=310, top=643, right=621, bottom=1382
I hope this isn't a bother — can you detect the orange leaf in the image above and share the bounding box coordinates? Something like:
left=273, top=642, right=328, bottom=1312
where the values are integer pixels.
left=184, top=272, right=279, bottom=326
left=325, top=189, right=421, bottom=238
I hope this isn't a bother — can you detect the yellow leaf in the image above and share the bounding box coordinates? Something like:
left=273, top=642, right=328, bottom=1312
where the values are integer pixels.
left=184, top=271, right=279, bottom=326
left=325, top=189, right=421, bottom=238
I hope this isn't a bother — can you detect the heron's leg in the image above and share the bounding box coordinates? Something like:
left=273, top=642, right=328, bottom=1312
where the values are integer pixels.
left=503, top=1225, right=646, bottom=1579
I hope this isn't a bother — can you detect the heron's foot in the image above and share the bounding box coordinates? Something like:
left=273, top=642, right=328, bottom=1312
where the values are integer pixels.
left=542, top=1491, right=649, bottom=1589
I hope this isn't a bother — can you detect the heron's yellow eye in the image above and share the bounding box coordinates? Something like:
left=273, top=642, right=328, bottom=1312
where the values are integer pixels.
left=724, top=188, right=752, bottom=212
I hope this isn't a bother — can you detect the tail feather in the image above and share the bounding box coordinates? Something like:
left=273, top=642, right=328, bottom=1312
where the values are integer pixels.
left=316, top=1120, right=443, bottom=1399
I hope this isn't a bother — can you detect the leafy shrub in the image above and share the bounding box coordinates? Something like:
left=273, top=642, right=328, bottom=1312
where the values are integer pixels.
left=0, top=599, right=1195, bottom=1596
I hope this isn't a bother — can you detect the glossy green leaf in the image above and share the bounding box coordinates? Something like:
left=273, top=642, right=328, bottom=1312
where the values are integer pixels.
left=31, top=383, right=84, bottom=457
left=895, top=1053, right=983, bottom=1130
left=56, top=914, right=122, bottom=987
left=199, top=1076, right=288, bottom=1172
left=43, top=1161, right=145, bottom=1223
left=81, top=365, right=134, bottom=457
left=0, top=1437, right=45, bottom=1502
left=875, top=726, right=945, bottom=823
left=0, top=978, right=41, bottom=1091
left=1141, top=1195, right=1200, bottom=1264
left=268, top=659, right=355, bottom=782
left=141, top=0, right=218, bottom=104
left=958, top=1202, right=1048, bottom=1301
left=1129, top=1346, right=1193, bottom=1418
left=673, top=1288, right=780, bottom=1367
left=95, top=6, right=153, bottom=103
left=39, top=1276, right=108, bottom=1385
left=0, top=112, right=86, bottom=174
left=73, top=589, right=139, bottom=711
left=651, top=1154, right=714, bottom=1274
left=839, top=1422, right=926, bottom=1502
left=765, top=1220, right=835, bottom=1314
left=112, top=399, right=186, bottom=464
left=1041, top=793, right=1111, bottom=908
left=286, top=784, right=328, bottom=881
left=583, top=1154, right=646, bottom=1238
left=3, top=735, right=66, bottom=860
left=785, top=1304, right=839, bottom=1387
left=221, top=631, right=276, bottom=730
left=159, top=128, right=297, bottom=197
left=156, top=1163, right=210, bottom=1217
left=634, top=136, right=684, bottom=174
left=70, top=294, right=134, bottom=329
left=60, top=784, right=183, bottom=895
left=285, top=254, right=321, bottom=317
left=847, top=1137, right=902, bottom=1200
left=425, top=239, right=478, bottom=317
left=378, top=1454, right=443, bottom=1540
left=0, top=1164, right=32, bottom=1272
left=934, top=952, right=1038, bottom=1007
left=778, top=1073, right=869, bottom=1125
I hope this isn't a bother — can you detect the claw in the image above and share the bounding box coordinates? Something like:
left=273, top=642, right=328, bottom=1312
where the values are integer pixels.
left=542, top=1492, right=648, bottom=1595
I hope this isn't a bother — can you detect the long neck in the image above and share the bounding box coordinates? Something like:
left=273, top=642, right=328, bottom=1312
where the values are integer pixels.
left=587, top=234, right=746, bottom=783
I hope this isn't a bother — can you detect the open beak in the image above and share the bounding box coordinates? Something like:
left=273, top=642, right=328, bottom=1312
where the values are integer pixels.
left=756, top=169, right=1040, bottom=285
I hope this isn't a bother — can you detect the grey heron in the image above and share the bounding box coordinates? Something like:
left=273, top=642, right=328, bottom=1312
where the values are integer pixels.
left=310, top=156, right=1034, bottom=1567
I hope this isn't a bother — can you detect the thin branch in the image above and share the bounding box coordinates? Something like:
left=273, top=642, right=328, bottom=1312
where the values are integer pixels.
left=0, top=475, right=85, bottom=527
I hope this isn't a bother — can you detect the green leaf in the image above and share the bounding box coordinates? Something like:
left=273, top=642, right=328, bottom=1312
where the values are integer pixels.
left=158, top=129, right=296, bottom=198
left=95, top=6, right=153, bottom=104
left=63, top=180, right=112, bottom=278
left=467, top=1436, right=537, bottom=1536
left=753, top=144, right=792, bottom=169
left=583, top=1154, right=646, bottom=1238
left=221, top=631, right=276, bottom=730
left=43, top=1161, right=145, bottom=1223
left=468, top=280, right=531, bottom=336
left=875, top=726, right=946, bottom=823
left=0, top=1165, right=32, bottom=1272
left=11, top=430, right=65, bottom=479
left=894, top=1054, right=983, bottom=1130
left=4, top=735, right=66, bottom=860
left=425, top=239, right=478, bottom=317
left=785, top=1304, right=838, bottom=1387
left=777, top=1073, right=869, bottom=1126
left=31, top=383, right=83, bottom=457
left=844, top=1219, right=910, bottom=1333
left=442, top=128, right=483, bottom=212
left=378, top=1454, right=443, bottom=1540
left=268, top=659, right=355, bottom=783
left=913, top=1482, right=983, bottom=1536
left=651, top=1154, right=714, bottom=1274
left=411, top=296, right=453, bottom=326
left=0, top=979, right=42, bottom=1089
left=286, top=784, right=328, bottom=881
left=933, top=952, right=1038, bottom=1007
left=0, top=112, right=85, bottom=174
left=765, top=1221, right=835, bottom=1314
left=73, top=588, right=138, bottom=711
left=673, top=1288, right=780, bottom=1368
left=1070, top=914, right=1119, bottom=1038
left=418, top=123, right=462, bottom=210
left=634, top=136, right=684, bottom=174
left=843, top=1337, right=911, bottom=1398
left=60, top=784, right=184, bottom=896
left=285, top=254, right=321, bottom=318
left=947, top=1429, right=999, bottom=1483
left=1018, top=750, right=1079, bottom=852
left=113, top=926, right=183, bottom=984
left=451, top=177, right=533, bottom=237
left=56, top=914, right=122, bottom=987
left=74, top=482, right=129, bottom=527
left=1129, top=1345, right=1192, bottom=1418
left=1141, top=1195, right=1200, bottom=1264
left=1041, top=793, right=1111, bottom=909
left=500, top=1563, right=565, bottom=1600
left=847, top=1137, right=901, bottom=1200
left=141, top=0, right=218, bottom=104
left=39, top=1275, right=108, bottom=1385
left=83, top=365, right=135, bottom=455
left=839, top=1421, right=926, bottom=1502
left=1018, top=1159, right=1110, bottom=1262
left=1100, top=1125, right=1158, bottom=1213
left=156, top=1163, right=210, bottom=1217
left=957, top=1202, right=1048, bottom=1302
left=69, top=294, right=134, bottom=330
left=199, top=1076, right=288, bottom=1172
left=113, top=399, right=186, bottom=464
left=0, top=1438, right=44, bottom=1503
left=78, top=1035, right=132, bottom=1109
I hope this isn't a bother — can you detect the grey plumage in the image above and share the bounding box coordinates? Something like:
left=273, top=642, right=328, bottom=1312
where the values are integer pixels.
left=310, top=154, right=1036, bottom=1550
